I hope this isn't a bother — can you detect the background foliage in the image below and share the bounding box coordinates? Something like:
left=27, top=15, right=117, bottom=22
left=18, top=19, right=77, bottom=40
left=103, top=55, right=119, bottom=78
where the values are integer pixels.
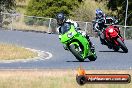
left=0, top=0, right=16, bottom=27
left=26, top=0, right=131, bottom=26
left=106, top=0, right=132, bottom=25
left=0, top=0, right=16, bottom=12
left=70, top=0, right=109, bottom=22
left=26, top=0, right=81, bottom=18
left=0, top=0, right=131, bottom=26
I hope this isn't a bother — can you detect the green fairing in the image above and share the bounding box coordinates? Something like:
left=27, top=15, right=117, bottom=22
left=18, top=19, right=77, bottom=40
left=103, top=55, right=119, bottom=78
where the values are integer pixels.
left=59, top=23, right=96, bottom=61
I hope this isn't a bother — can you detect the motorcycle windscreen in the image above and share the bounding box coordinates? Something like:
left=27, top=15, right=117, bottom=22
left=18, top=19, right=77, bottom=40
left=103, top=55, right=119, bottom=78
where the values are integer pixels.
left=60, top=23, right=71, bottom=34
left=60, top=24, right=77, bottom=43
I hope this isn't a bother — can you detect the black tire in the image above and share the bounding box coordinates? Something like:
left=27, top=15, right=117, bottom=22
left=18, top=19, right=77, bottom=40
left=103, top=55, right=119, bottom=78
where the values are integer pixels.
left=76, top=75, right=86, bottom=85
left=69, top=44, right=84, bottom=62
left=113, top=46, right=120, bottom=52
left=117, top=38, right=128, bottom=53
left=88, top=55, right=97, bottom=61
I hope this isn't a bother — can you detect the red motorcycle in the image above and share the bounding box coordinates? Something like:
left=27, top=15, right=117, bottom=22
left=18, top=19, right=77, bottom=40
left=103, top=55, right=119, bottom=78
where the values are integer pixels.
left=102, top=25, right=128, bottom=53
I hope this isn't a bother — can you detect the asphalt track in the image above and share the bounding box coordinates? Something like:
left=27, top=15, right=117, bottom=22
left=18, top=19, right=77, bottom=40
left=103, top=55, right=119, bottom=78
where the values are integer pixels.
left=0, top=29, right=132, bottom=70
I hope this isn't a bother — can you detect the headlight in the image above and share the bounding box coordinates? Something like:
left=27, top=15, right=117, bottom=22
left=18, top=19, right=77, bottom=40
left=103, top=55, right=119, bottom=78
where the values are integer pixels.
left=109, top=28, right=114, bottom=33
left=67, top=32, right=73, bottom=38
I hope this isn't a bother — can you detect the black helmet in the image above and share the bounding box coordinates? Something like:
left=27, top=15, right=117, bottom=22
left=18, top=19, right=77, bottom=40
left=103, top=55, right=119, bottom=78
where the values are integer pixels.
left=56, top=13, right=66, bottom=25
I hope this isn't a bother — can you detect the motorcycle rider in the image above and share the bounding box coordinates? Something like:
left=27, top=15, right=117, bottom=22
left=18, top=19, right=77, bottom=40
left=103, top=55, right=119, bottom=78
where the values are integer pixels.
left=93, top=9, right=120, bottom=46
left=56, top=12, right=94, bottom=50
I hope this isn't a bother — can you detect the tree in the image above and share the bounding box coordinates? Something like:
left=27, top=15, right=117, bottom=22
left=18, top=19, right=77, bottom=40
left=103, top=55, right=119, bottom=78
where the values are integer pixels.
left=94, top=0, right=131, bottom=26
left=0, top=0, right=16, bottom=27
left=107, top=0, right=132, bottom=26
left=71, top=0, right=109, bottom=21
left=26, top=0, right=81, bottom=18
left=71, top=1, right=96, bottom=21
left=0, top=0, right=16, bottom=13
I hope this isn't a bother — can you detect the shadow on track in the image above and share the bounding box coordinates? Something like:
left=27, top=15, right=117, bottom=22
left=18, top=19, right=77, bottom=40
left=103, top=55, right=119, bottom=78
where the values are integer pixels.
left=99, top=50, right=125, bottom=53
left=66, top=60, right=91, bottom=62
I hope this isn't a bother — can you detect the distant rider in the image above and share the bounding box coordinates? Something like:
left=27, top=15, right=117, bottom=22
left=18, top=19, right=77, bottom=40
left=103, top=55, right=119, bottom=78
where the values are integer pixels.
left=93, top=9, right=120, bottom=45
left=56, top=12, right=94, bottom=50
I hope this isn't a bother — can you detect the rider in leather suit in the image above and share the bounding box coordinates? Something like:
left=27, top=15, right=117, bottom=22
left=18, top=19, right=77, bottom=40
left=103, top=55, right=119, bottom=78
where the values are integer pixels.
left=93, top=9, right=119, bottom=45
left=56, top=12, right=95, bottom=50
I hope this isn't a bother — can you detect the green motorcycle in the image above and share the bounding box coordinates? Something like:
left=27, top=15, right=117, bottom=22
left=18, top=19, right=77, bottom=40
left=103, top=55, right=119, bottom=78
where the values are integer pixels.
left=59, top=22, right=97, bottom=62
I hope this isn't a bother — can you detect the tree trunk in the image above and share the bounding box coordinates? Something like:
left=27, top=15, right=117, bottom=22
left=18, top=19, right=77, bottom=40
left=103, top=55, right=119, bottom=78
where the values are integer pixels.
left=0, top=12, right=3, bottom=27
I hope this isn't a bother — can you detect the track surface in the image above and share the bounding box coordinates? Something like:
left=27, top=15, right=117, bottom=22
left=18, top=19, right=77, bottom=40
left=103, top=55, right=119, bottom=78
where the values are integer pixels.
left=0, top=29, right=132, bottom=70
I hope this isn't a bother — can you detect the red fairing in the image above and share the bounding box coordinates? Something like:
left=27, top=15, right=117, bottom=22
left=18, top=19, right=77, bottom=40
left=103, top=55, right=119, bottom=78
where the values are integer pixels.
left=113, top=26, right=124, bottom=42
left=105, top=25, right=118, bottom=40
left=105, top=25, right=124, bottom=45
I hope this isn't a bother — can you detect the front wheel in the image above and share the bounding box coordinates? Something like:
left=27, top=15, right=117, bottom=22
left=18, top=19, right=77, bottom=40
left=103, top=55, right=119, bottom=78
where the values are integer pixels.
left=113, top=46, right=120, bottom=52
left=117, top=38, right=128, bottom=53
left=69, top=44, right=84, bottom=62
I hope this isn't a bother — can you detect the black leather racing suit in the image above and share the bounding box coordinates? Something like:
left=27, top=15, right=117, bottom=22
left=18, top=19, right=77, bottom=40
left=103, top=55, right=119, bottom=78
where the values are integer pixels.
left=93, top=16, right=118, bottom=45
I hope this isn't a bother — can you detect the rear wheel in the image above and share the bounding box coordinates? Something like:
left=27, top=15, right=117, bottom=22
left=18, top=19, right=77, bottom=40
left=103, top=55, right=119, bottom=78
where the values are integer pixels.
left=88, top=55, right=97, bottom=61
left=69, top=44, right=84, bottom=62
left=117, top=38, right=128, bottom=53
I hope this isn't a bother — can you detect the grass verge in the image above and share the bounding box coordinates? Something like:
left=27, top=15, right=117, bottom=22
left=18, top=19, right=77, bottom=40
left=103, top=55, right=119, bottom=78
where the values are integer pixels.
left=0, top=43, right=38, bottom=60
left=0, top=70, right=131, bottom=88
left=12, top=22, right=49, bottom=32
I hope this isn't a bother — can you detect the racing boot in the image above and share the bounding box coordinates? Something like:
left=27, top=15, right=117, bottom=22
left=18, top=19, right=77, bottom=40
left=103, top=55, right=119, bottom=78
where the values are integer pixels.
left=100, top=32, right=105, bottom=45
left=86, top=35, right=95, bottom=51
left=100, top=37, right=107, bottom=45
left=107, top=44, right=112, bottom=49
left=63, top=44, right=68, bottom=50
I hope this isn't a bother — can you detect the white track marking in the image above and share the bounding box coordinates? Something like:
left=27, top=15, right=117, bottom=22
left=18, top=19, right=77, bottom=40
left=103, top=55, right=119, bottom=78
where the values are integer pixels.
left=0, top=47, right=52, bottom=63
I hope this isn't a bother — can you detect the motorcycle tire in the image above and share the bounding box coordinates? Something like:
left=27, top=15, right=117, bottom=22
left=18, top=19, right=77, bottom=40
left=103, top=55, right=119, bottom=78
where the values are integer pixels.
left=113, top=46, right=120, bottom=52
left=69, top=44, right=84, bottom=62
left=117, top=38, right=128, bottom=53
left=88, top=55, right=97, bottom=61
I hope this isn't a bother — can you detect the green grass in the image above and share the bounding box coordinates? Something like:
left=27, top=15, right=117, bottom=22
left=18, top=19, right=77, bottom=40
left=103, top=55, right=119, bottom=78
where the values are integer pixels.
left=0, top=43, right=38, bottom=60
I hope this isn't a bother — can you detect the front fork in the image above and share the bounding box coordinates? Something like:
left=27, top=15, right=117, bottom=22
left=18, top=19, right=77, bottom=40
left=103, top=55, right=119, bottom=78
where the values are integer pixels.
left=114, top=35, right=124, bottom=45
